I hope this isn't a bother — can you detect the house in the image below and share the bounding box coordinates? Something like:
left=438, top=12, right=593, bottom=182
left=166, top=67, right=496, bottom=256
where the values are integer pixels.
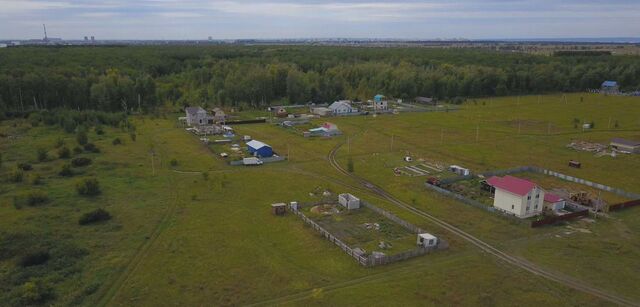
left=246, top=140, right=273, bottom=158
left=543, top=193, right=566, bottom=212
left=610, top=138, right=640, bottom=153
left=306, top=122, right=341, bottom=137
left=486, top=175, right=545, bottom=218
left=328, top=100, right=358, bottom=116
left=417, top=233, right=438, bottom=248
left=372, top=94, right=388, bottom=111
left=601, top=81, right=620, bottom=95
left=211, top=108, right=227, bottom=123
left=338, top=193, right=360, bottom=210
left=185, top=106, right=213, bottom=126
left=415, top=97, right=437, bottom=105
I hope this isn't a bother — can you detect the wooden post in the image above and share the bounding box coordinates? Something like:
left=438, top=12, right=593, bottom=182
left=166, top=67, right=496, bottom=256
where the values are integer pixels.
left=476, top=125, right=479, bottom=142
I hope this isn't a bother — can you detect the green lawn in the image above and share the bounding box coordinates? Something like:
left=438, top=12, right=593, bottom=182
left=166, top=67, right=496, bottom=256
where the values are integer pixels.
left=1, top=93, right=639, bottom=306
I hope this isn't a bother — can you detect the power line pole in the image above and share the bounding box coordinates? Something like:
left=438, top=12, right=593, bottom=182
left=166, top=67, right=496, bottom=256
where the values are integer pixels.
left=476, top=125, right=480, bottom=142
left=440, top=128, right=444, bottom=144
left=390, top=134, right=394, bottom=151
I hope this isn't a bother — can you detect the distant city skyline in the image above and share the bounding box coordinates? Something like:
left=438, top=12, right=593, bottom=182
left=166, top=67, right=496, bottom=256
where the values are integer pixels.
left=1, top=0, right=639, bottom=40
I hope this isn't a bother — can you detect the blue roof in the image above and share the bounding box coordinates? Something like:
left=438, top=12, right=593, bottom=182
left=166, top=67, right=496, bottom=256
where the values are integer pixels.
left=602, top=81, right=618, bottom=87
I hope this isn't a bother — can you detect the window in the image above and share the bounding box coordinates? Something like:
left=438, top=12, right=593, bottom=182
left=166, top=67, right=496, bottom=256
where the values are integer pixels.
left=526, top=206, right=530, bottom=211
left=535, top=205, right=538, bottom=209
left=536, top=193, right=540, bottom=198
left=511, top=205, right=514, bottom=210
left=527, top=195, right=531, bottom=200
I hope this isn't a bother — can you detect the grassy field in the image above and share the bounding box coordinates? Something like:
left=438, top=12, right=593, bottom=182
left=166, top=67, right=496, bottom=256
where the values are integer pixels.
left=1, top=93, right=639, bottom=306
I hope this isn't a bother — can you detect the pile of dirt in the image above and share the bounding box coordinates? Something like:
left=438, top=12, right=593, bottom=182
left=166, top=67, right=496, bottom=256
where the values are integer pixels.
left=310, top=204, right=340, bottom=215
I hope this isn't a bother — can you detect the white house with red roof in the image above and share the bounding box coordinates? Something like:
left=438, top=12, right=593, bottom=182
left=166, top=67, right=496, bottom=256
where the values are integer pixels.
left=486, top=175, right=545, bottom=218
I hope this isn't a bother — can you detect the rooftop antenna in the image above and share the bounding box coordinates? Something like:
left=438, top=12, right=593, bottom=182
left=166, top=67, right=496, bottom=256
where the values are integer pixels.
left=43, top=24, right=48, bottom=41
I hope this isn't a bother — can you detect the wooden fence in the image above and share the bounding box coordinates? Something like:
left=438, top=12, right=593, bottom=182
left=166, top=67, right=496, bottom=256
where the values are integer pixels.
left=530, top=210, right=589, bottom=228
left=608, top=199, right=640, bottom=212
left=290, top=201, right=442, bottom=267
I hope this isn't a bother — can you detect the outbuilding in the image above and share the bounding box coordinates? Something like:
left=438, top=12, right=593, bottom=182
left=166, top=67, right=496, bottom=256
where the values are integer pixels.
left=338, top=193, right=361, bottom=210
left=417, top=233, right=438, bottom=248
left=601, top=81, right=620, bottom=95
left=543, top=193, right=566, bottom=212
left=271, top=203, right=287, bottom=216
left=246, top=140, right=273, bottom=158
left=610, top=138, right=640, bottom=153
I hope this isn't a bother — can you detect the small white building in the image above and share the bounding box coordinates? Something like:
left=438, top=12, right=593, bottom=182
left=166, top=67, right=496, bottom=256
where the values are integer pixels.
left=486, top=176, right=544, bottom=218
left=329, top=101, right=358, bottom=116
left=449, top=165, right=471, bottom=176
left=372, top=100, right=388, bottom=111
left=417, top=233, right=438, bottom=248
left=338, top=193, right=361, bottom=210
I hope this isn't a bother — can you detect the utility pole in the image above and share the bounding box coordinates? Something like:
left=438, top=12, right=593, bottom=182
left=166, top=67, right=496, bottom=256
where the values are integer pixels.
left=476, top=125, right=480, bottom=142
left=150, top=151, right=155, bottom=176
left=518, top=120, right=521, bottom=134
left=348, top=136, right=351, bottom=154
left=440, top=128, right=444, bottom=144
left=608, top=116, right=612, bottom=129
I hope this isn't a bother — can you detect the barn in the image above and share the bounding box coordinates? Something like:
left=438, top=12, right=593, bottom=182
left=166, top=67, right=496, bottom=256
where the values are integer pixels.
left=246, top=140, right=273, bottom=157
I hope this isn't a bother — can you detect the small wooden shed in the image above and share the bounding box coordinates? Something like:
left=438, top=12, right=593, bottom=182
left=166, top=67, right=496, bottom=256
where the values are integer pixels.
left=271, top=203, right=287, bottom=216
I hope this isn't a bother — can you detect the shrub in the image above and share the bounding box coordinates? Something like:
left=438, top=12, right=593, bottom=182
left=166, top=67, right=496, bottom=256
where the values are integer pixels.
left=16, top=279, right=54, bottom=305
left=53, top=138, right=65, bottom=148
left=58, top=146, right=71, bottom=159
left=73, top=146, right=83, bottom=155
left=59, top=164, right=74, bottom=177
left=18, top=250, right=50, bottom=267
left=76, top=178, right=101, bottom=196
left=83, top=143, right=100, bottom=153
left=95, top=125, right=104, bottom=135
left=13, top=191, right=49, bottom=208
left=78, top=208, right=112, bottom=225
left=130, top=133, right=137, bottom=142
left=76, top=130, right=88, bottom=145
left=63, top=118, right=76, bottom=133
left=71, top=157, right=92, bottom=167
left=36, top=148, right=48, bottom=162
left=170, top=158, right=178, bottom=167
left=112, top=137, right=122, bottom=145
left=17, top=162, right=33, bottom=171
left=29, top=173, right=42, bottom=185
left=9, top=168, right=24, bottom=183
left=202, top=172, right=209, bottom=181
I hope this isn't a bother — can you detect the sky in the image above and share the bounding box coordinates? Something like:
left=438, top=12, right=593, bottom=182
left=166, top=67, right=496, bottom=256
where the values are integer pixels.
left=1, top=0, right=639, bottom=40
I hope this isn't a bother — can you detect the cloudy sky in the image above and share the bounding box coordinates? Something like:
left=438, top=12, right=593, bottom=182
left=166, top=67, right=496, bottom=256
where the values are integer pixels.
left=1, top=0, right=639, bottom=40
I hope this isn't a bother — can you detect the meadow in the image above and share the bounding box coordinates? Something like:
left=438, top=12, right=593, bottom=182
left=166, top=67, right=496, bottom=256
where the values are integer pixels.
left=0, top=93, right=639, bottom=306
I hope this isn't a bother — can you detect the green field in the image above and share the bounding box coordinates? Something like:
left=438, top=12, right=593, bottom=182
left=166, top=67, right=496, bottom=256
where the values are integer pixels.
left=1, top=93, right=639, bottom=306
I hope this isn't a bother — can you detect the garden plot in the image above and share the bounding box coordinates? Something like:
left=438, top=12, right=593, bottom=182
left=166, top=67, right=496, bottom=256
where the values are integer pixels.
left=394, top=163, right=442, bottom=177
left=301, top=203, right=417, bottom=256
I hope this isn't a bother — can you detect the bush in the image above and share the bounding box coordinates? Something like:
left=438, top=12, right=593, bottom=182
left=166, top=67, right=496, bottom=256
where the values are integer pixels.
left=18, top=250, right=50, bottom=267
left=36, top=148, right=48, bottom=162
left=170, top=158, right=178, bottom=167
left=71, top=157, right=92, bottom=167
left=112, top=137, right=122, bottom=145
left=17, top=162, right=33, bottom=171
left=13, top=191, right=49, bottom=208
left=95, top=125, right=104, bottom=135
left=58, top=146, right=71, bottom=159
left=83, top=143, right=100, bottom=153
left=16, top=279, right=54, bottom=305
left=59, top=164, right=74, bottom=177
left=76, top=130, right=88, bottom=145
left=73, top=146, right=83, bottom=155
left=9, top=168, right=24, bottom=182
left=78, top=208, right=112, bottom=225
left=130, top=133, right=137, bottom=142
left=29, top=173, right=42, bottom=185
left=54, top=138, right=65, bottom=148
left=76, top=178, right=101, bottom=196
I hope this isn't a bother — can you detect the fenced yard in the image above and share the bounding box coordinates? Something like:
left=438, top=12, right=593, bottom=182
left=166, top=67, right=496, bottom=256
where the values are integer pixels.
left=290, top=200, right=444, bottom=267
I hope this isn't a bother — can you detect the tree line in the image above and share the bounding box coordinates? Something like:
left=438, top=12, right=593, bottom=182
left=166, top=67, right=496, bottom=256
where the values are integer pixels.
left=0, top=45, right=639, bottom=113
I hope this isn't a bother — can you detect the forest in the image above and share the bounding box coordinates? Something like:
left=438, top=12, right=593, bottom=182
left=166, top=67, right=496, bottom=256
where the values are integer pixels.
left=0, top=45, right=639, bottom=113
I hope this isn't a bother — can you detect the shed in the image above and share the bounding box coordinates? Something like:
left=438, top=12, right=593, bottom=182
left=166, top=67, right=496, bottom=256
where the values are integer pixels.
left=543, top=193, right=566, bottom=212
left=374, top=94, right=385, bottom=102
left=246, top=140, right=273, bottom=157
left=271, top=203, right=287, bottom=216
left=338, top=193, right=361, bottom=210
left=417, top=233, right=438, bottom=248
left=610, top=138, right=640, bottom=153
left=449, top=165, right=470, bottom=176
left=601, top=81, right=620, bottom=95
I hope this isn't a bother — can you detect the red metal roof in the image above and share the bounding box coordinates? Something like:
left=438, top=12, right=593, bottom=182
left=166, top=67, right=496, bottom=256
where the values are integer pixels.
left=486, top=175, right=536, bottom=196
left=544, top=193, right=563, bottom=203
